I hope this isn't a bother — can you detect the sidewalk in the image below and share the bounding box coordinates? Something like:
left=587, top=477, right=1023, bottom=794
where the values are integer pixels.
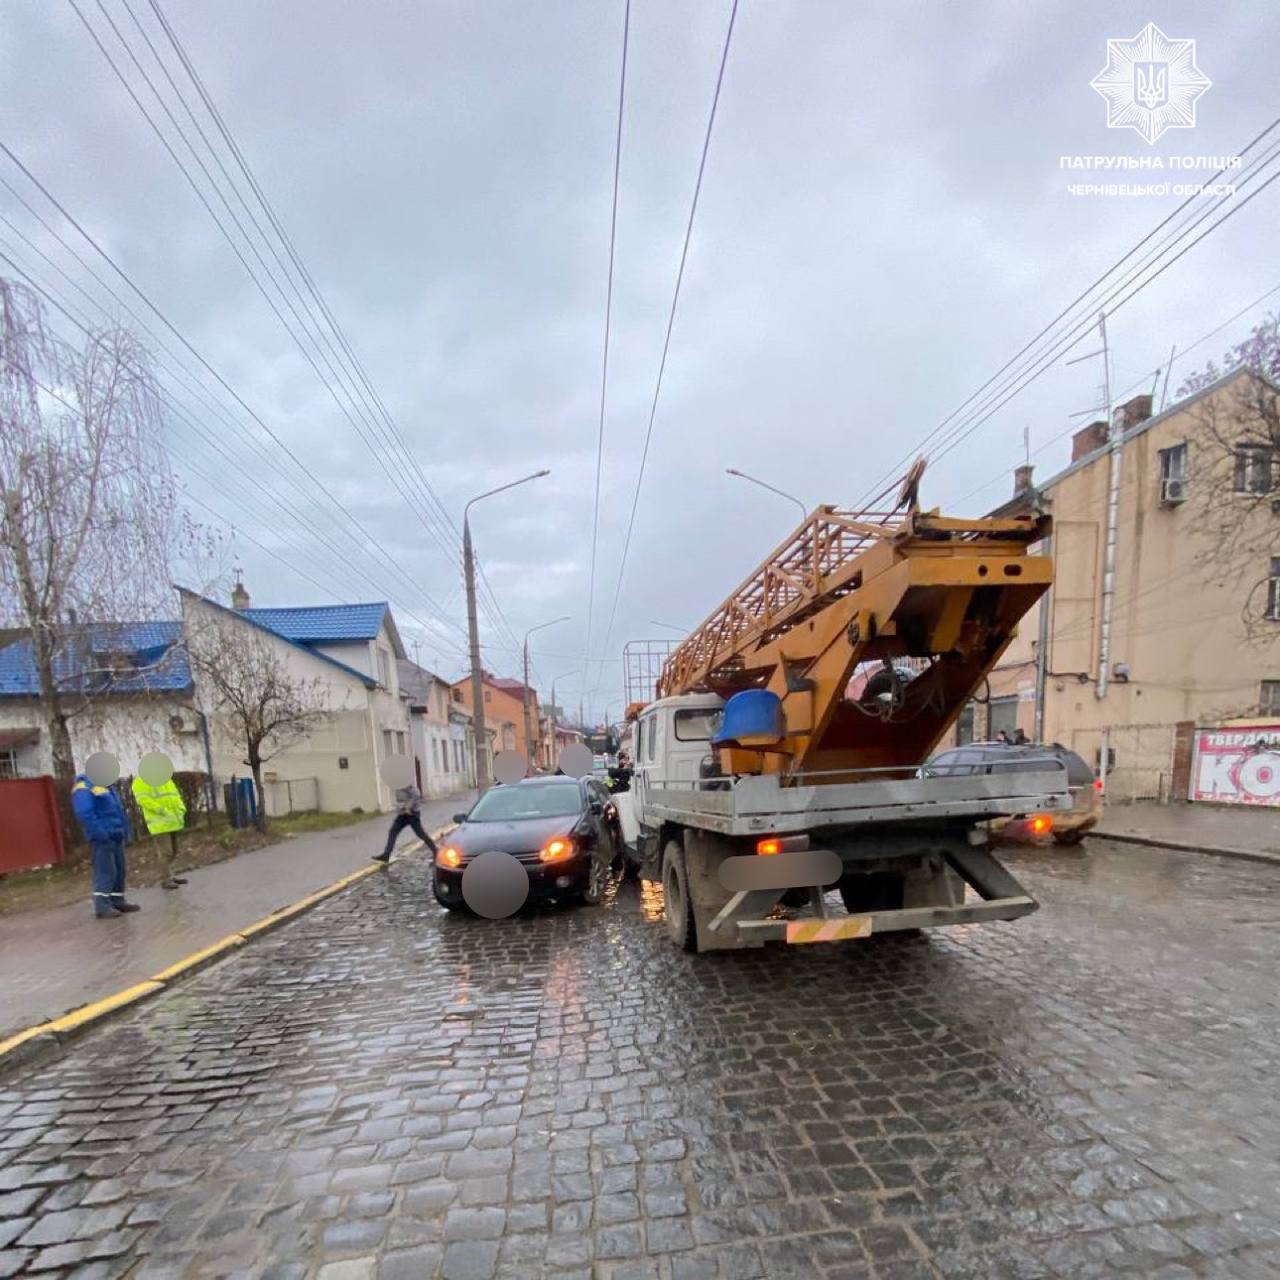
left=0, top=791, right=472, bottom=1040
left=1097, top=799, right=1280, bottom=864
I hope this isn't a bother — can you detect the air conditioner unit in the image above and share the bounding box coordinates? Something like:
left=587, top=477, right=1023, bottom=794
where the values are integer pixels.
left=168, top=713, right=199, bottom=735
left=1160, top=477, right=1187, bottom=506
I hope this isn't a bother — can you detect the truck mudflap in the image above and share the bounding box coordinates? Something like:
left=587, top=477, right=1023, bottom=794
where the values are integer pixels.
left=708, top=846, right=1037, bottom=946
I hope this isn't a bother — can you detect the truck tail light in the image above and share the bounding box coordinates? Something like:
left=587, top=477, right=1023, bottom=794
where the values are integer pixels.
left=1093, top=778, right=1105, bottom=793
left=1029, top=814, right=1053, bottom=836
left=756, top=834, right=810, bottom=856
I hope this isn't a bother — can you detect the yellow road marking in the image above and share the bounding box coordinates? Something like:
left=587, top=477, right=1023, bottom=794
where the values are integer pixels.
left=0, top=1024, right=54, bottom=1059
left=150, top=935, right=245, bottom=983
left=43, top=981, right=165, bottom=1034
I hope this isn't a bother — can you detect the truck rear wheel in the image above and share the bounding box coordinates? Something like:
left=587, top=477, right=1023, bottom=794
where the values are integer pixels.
left=661, top=841, right=697, bottom=952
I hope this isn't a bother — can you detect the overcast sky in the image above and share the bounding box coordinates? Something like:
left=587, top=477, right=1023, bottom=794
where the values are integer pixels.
left=2, top=0, right=1277, bottom=720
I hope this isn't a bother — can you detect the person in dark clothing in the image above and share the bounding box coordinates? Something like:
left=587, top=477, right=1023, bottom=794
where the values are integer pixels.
left=995, top=729, right=1010, bottom=745
left=374, top=782, right=437, bottom=863
left=72, top=773, right=140, bottom=918
left=1012, top=728, right=1029, bottom=745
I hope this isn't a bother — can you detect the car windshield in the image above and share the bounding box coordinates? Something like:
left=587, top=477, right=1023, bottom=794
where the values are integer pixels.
left=465, top=783, right=583, bottom=822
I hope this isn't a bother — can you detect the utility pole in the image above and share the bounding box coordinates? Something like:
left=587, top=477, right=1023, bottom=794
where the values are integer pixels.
left=523, top=617, right=569, bottom=770
left=522, top=643, right=533, bottom=768
left=463, top=516, right=489, bottom=790
left=1096, top=311, right=1120, bottom=701
left=462, top=469, right=552, bottom=790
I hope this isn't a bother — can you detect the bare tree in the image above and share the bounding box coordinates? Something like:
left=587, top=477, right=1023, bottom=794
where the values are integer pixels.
left=0, top=279, right=178, bottom=785
left=1175, top=315, right=1280, bottom=649
left=185, top=608, right=331, bottom=832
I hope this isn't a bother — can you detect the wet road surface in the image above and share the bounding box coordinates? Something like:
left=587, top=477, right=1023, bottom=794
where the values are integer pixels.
left=1, top=838, right=1278, bottom=1278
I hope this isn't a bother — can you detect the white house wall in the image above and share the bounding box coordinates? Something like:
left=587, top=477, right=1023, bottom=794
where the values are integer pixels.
left=182, top=595, right=407, bottom=814
left=0, top=698, right=207, bottom=779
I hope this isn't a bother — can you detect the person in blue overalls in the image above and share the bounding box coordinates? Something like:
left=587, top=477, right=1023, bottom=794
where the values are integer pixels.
left=71, top=762, right=141, bottom=919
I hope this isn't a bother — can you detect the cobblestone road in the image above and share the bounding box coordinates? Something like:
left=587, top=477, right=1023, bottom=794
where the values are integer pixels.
left=1, top=839, right=1279, bottom=1279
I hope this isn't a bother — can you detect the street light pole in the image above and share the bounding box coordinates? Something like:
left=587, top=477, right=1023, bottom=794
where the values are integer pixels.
left=463, top=469, right=550, bottom=790
left=549, top=668, right=579, bottom=772
left=523, top=616, right=569, bottom=769
left=725, top=467, right=808, bottom=525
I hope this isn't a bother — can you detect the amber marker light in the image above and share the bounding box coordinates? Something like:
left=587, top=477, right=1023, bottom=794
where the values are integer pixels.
left=437, top=846, right=463, bottom=868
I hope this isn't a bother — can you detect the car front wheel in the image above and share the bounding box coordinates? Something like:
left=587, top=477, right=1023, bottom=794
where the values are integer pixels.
left=580, top=853, right=608, bottom=906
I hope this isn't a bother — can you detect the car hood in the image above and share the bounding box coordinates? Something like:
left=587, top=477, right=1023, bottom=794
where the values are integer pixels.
left=451, top=813, right=579, bottom=856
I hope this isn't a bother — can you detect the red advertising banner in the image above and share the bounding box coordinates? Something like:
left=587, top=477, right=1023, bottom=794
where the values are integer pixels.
left=1190, top=725, right=1280, bottom=805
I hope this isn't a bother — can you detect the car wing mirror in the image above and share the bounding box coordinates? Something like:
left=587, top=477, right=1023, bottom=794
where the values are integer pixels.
left=452, top=812, right=469, bottom=824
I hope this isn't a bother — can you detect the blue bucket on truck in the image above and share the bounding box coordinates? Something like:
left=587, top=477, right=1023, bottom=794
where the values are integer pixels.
left=713, top=689, right=785, bottom=748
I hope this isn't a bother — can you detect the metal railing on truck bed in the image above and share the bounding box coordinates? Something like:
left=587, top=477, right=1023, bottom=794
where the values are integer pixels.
left=637, top=758, right=1072, bottom=837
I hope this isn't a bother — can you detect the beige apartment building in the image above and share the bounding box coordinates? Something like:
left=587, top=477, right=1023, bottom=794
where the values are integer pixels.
left=956, top=367, right=1280, bottom=801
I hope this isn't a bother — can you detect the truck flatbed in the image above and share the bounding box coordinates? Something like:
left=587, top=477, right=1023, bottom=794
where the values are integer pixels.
left=636, top=764, right=1072, bottom=838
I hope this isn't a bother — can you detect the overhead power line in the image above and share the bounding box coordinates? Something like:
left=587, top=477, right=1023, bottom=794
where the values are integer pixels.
left=583, top=0, right=631, bottom=702
left=76, top=0, right=525, bottom=661
left=924, top=146, right=1280, bottom=476
left=853, top=114, right=1280, bottom=508
left=0, top=148, right=468, bottom=647
left=950, top=278, right=1280, bottom=513
left=600, top=0, right=741, bottom=663
left=0, top=246, right=473, bottom=663
left=137, top=0, right=524, bottom=661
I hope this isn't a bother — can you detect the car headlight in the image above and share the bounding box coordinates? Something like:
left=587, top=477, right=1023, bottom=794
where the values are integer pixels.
left=538, top=837, right=574, bottom=863
left=436, top=846, right=463, bottom=868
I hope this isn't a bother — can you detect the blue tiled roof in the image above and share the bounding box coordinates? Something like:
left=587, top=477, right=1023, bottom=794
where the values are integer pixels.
left=240, top=603, right=388, bottom=644
left=0, top=622, right=191, bottom=697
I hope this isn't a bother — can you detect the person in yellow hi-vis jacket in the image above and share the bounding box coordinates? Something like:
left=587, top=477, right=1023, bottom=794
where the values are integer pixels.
left=131, top=751, right=189, bottom=890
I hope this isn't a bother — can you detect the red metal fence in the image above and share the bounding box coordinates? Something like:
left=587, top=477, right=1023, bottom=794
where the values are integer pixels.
left=0, top=777, right=66, bottom=872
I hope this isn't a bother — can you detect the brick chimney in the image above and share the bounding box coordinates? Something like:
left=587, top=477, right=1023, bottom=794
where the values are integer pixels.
left=1071, top=421, right=1108, bottom=462
left=1013, top=464, right=1034, bottom=496
left=1117, top=393, right=1153, bottom=431
left=231, top=579, right=250, bottom=610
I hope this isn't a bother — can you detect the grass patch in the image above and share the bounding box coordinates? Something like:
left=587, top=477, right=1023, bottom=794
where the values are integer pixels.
left=270, top=810, right=373, bottom=836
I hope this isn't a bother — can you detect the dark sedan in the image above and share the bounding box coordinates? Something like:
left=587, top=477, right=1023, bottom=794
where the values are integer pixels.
left=432, top=775, right=624, bottom=912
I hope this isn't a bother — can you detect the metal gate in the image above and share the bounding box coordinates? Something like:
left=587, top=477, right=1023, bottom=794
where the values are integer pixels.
left=0, top=777, right=66, bottom=872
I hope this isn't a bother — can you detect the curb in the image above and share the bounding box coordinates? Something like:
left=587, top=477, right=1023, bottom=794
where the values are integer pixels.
left=0, top=824, right=453, bottom=1077
left=1098, top=828, right=1280, bottom=867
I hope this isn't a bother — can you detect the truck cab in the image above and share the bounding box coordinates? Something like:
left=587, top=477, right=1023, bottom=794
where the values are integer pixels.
left=616, top=693, right=723, bottom=847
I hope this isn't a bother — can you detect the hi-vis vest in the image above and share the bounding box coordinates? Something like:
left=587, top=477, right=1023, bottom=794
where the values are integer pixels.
left=130, top=777, right=187, bottom=835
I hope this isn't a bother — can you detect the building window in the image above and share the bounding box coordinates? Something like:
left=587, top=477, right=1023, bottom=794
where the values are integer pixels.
left=0, top=748, right=17, bottom=779
left=483, top=691, right=491, bottom=703
left=1268, top=557, right=1280, bottom=621
left=988, top=696, right=1018, bottom=740
left=1158, top=443, right=1188, bottom=504
left=1234, top=447, right=1273, bottom=494
left=1159, top=443, right=1187, bottom=482
left=1261, top=681, right=1280, bottom=715
left=382, top=729, right=393, bottom=758
left=452, top=688, right=462, bottom=703
left=396, top=731, right=406, bottom=754
left=955, top=703, right=975, bottom=746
